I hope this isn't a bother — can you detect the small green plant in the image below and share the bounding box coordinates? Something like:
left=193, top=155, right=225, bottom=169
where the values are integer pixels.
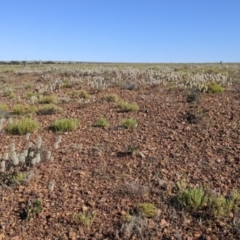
left=39, top=95, right=57, bottom=104
left=177, top=187, right=207, bottom=210
left=103, top=93, right=119, bottom=102
left=117, top=100, right=139, bottom=112
left=71, top=89, right=91, bottom=99
left=121, top=118, right=138, bottom=129
left=62, top=81, right=72, bottom=88
left=53, top=118, right=79, bottom=132
left=9, top=172, right=26, bottom=184
left=94, top=117, right=110, bottom=129
left=0, top=104, right=8, bottom=111
left=12, top=104, right=36, bottom=115
left=207, top=83, right=224, bottom=93
left=4, top=90, right=15, bottom=99
left=73, top=211, right=96, bottom=226
left=37, top=104, right=62, bottom=115
left=6, top=118, right=39, bottom=135
left=208, top=195, right=234, bottom=217
left=137, top=203, right=158, bottom=218
left=26, top=199, right=42, bottom=220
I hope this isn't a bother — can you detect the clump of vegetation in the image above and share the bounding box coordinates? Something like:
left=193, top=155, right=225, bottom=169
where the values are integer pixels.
left=53, top=118, right=79, bottom=132
left=121, top=118, right=138, bottom=129
left=208, top=195, right=235, bottom=217
left=177, top=187, right=207, bottom=211
left=207, top=82, right=224, bottom=93
left=39, top=95, right=57, bottom=104
left=12, top=104, right=36, bottom=115
left=9, top=171, right=26, bottom=185
left=137, top=203, right=158, bottom=218
left=117, top=100, right=139, bottom=112
left=37, top=104, right=62, bottom=115
left=0, top=104, right=8, bottom=111
left=6, top=118, right=39, bottom=135
left=4, top=89, right=15, bottom=99
left=186, top=90, right=201, bottom=103
left=72, top=211, right=96, bottom=226
left=26, top=199, right=42, bottom=220
left=62, top=80, right=72, bottom=88
left=94, top=117, right=110, bottom=129
left=103, top=93, right=119, bottom=102
left=70, top=89, right=90, bottom=99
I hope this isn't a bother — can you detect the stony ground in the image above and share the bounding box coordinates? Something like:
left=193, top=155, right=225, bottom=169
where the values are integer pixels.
left=0, top=64, right=240, bottom=239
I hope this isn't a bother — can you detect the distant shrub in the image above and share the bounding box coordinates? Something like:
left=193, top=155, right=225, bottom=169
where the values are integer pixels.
left=137, top=203, right=158, bottom=218
left=207, top=83, right=224, bottom=93
left=117, top=100, right=139, bottom=112
left=121, top=118, right=138, bottom=129
left=37, top=104, right=62, bottom=115
left=94, top=117, right=110, bottom=129
left=186, top=90, right=201, bottom=103
left=53, top=118, right=79, bottom=132
left=103, top=93, right=119, bottom=102
left=177, top=187, right=207, bottom=210
left=39, top=95, right=57, bottom=104
left=0, top=104, right=8, bottom=111
left=6, top=118, right=39, bottom=135
left=12, top=104, right=36, bottom=115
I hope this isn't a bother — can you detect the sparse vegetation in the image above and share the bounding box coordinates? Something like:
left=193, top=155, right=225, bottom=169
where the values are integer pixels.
left=207, top=82, right=225, bottom=93
left=25, top=199, right=42, bottom=220
left=121, top=118, right=138, bottom=129
left=94, top=117, right=110, bottom=128
left=137, top=203, right=158, bottom=218
left=12, top=104, right=36, bottom=115
left=72, top=211, right=96, bottom=226
left=53, top=118, right=79, bottom=132
left=103, top=93, right=119, bottom=102
left=37, top=104, right=62, bottom=115
left=6, top=118, right=39, bottom=135
left=117, top=100, right=139, bottom=112
left=0, top=63, right=239, bottom=239
left=38, top=95, right=57, bottom=104
left=0, top=104, right=8, bottom=111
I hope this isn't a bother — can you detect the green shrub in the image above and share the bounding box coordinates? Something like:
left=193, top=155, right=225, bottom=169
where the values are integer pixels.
left=121, top=118, right=138, bottom=129
left=117, top=100, right=139, bottom=112
left=137, top=203, right=158, bottom=218
left=207, top=83, right=224, bottom=93
left=94, top=117, right=110, bottom=129
left=79, top=89, right=90, bottom=99
left=12, top=104, right=36, bottom=115
left=0, top=104, right=8, bottom=111
left=6, top=118, right=39, bottom=135
left=39, top=95, right=57, bottom=104
left=177, top=187, right=207, bottom=210
left=53, top=118, right=79, bottom=132
left=103, top=93, right=119, bottom=102
left=37, top=104, right=62, bottom=115
left=26, top=199, right=42, bottom=220
left=73, top=211, right=96, bottom=226
left=208, top=195, right=234, bottom=217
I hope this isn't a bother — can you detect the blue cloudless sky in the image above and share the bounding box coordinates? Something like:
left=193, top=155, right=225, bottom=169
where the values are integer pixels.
left=1, top=0, right=240, bottom=62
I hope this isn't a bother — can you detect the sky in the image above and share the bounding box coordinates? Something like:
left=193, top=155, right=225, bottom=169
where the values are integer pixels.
left=1, top=1, right=240, bottom=63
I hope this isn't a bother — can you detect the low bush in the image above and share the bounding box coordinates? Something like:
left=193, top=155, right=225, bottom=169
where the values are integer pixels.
left=117, top=100, right=139, bottom=112
left=53, top=118, right=79, bottom=132
left=6, top=118, right=39, bottom=135
left=37, top=104, right=62, bottom=115
left=121, top=118, right=138, bottom=129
